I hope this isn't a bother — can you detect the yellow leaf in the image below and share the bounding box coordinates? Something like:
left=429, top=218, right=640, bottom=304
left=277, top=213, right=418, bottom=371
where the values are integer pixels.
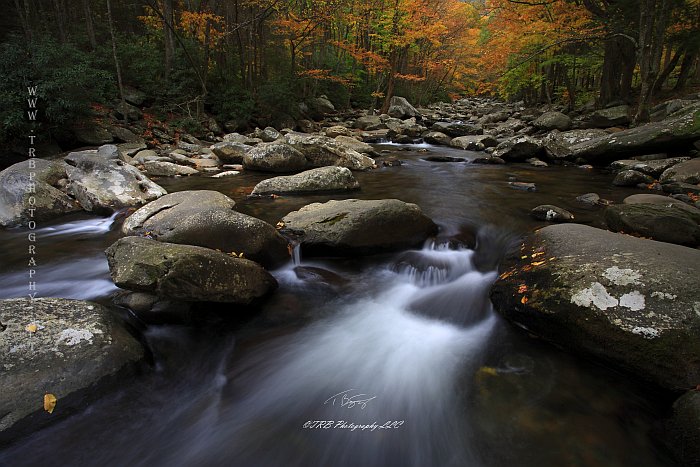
left=276, top=221, right=285, bottom=230
left=238, top=252, right=244, bottom=258
left=531, top=252, right=544, bottom=258
left=26, top=323, right=37, bottom=333
left=531, top=261, right=545, bottom=266
left=477, top=366, right=498, bottom=377
left=44, top=393, right=57, bottom=414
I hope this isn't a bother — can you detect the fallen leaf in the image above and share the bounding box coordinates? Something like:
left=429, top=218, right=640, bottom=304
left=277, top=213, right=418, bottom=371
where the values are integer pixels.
left=531, top=251, right=544, bottom=258
left=531, top=261, right=545, bottom=266
left=517, top=284, right=528, bottom=294
left=477, top=366, right=499, bottom=377
left=26, top=323, right=37, bottom=333
left=499, top=269, right=516, bottom=280
left=238, top=252, right=244, bottom=258
left=44, top=393, right=57, bottom=414
left=276, top=221, right=285, bottom=230
left=521, top=296, right=529, bottom=304
left=520, top=255, right=528, bottom=259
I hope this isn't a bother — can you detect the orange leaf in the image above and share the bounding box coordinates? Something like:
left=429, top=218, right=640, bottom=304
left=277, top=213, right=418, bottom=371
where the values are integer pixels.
left=44, top=393, right=57, bottom=414
left=520, top=296, right=529, bottom=304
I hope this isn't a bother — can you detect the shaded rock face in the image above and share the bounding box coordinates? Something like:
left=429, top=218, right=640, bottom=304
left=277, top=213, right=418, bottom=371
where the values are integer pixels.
left=280, top=198, right=437, bottom=257
left=121, top=190, right=288, bottom=268
left=73, top=126, right=114, bottom=145
left=490, top=223, right=700, bottom=391
left=105, top=237, right=278, bottom=303
left=284, top=133, right=375, bottom=170
left=64, top=149, right=166, bottom=213
left=539, top=129, right=609, bottom=160
left=333, top=136, right=375, bottom=155
left=423, top=131, right=452, bottom=146
left=665, top=391, right=700, bottom=466
left=604, top=203, right=700, bottom=247
left=251, top=166, right=359, bottom=195
left=0, top=298, right=144, bottom=439
left=572, top=105, right=700, bottom=163
left=0, top=159, right=81, bottom=228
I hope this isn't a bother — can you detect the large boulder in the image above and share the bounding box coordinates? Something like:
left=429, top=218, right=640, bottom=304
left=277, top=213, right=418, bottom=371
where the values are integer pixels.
left=280, top=199, right=437, bottom=256
left=660, top=157, right=700, bottom=185
left=490, top=223, right=700, bottom=391
left=64, top=149, right=166, bottom=212
left=582, top=105, right=631, bottom=128
left=0, top=298, right=144, bottom=440
left=387, top=96, right=419, bottom=119
left=612, top=170, right=653, bottom=187
left=242, top=143, right=308, bottom=173
left=333, top=135, right=376, bottom=155
left=539, top=129, right=609, bottom=160
left=306, top=96, right=336, bottom=119
left=284, top=133, right=375, bottom=170
left=73, top=126, right=113, bottom=145
left=423, top=131, right=452, bottom=146
left=251, top=166, right=359, bottom=196
left=121, top=190, right=288, bottom=268
left=209, top=141, right=251, bottom=163
left=353, top=115, right=385, bottom=131
left=604, top=203, right=700, bottom=247
left=572, top=104, right=700, bottom=163
left=105, top=237, right=278, bottom=303
left=0, top=159, right=81, bottom=228
left=533, top=111, right=571, bottom=131
left=493, top=136, right=542, bottom=161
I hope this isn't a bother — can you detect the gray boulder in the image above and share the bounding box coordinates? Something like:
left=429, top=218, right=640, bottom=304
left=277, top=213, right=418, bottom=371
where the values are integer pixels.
left=210, top=141, right=251, bottom=163
left=610, top=157, right=690, bottom=177
left=584, top=105, right=631, bottom=128
left=450, top=135, right=499, bottom=151
left=660, top=157, right=700, bottom=185
left=533, top=111, right=571, bottom=131
left=387, top=96, right=419, bottom=119
left=307, top=96, right=336, bottom=119
left=612, top=170, right=654, bottom=187
left=252, top=127, right=282, bottom=143
left=623, top=194, right=698, bottom=213
left=0, top=159, right=81, bottom=228
left=280, top=199, right=437, bottom=256
left=493, top=136, right=542, bottom=161
left=324, top=126, right=354, bottom=138
left=114, top=101, right=142, bottom=122
left=540, top=129, right=609, bottom=160
left=284, top=133, right=375, bottom=170
left=106, top=237, right=278, bottom=302
left=530, top=205, right=574, bottom=222
left=122, top=190, right=288, bottom=268
left=243, top=143, right=308, bottom=173
left=64, top=149, right=166, bottom=212
left=604, top=203, right=700, bottom=246
left=353, top=115, right=386, bottom=131
left=572, top=104, right=700, bottom=163
left=144, top=161, right=199, bottom=177
left=490, top=223, right=700, bottom=390
left=423, top=131, right=452, bottom=146
left=0, top=298, right=143, bottom=438
left=252, top=166, right=359, bottom=195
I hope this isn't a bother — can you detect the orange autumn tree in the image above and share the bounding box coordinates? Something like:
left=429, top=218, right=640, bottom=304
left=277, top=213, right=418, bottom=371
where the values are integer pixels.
left=476, top=0, right=597, bottom=107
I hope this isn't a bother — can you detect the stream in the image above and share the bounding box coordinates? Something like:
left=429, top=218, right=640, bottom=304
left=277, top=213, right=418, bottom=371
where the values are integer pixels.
left=0, top=144, right=675, bottom=466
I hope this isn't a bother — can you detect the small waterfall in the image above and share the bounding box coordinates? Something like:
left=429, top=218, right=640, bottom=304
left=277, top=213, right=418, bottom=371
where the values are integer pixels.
left=291, top=243, right=302, bottom=266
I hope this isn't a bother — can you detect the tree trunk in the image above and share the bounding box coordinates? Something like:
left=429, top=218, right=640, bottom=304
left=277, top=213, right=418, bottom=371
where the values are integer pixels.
left=653, top=46, right=684, bottom=94
left=83, top=0, right=97, bottom=50
left=163, top=0, right=175, bottom=81
left=635, top=0, right=671, bottom=124
left=674, top=51, right=697, bottom=91
left=107, top=0, right=125, bottom=106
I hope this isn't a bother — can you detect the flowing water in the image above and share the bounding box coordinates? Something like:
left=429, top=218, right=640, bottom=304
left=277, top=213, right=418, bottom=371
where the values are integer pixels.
left=0, top=145, right=674, bottom=466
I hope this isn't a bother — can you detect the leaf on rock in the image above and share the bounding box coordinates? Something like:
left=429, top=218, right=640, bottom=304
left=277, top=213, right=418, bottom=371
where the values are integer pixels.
left=44, top=393, right=57, bottom=414
left=25, top=323, right=38, bottom=333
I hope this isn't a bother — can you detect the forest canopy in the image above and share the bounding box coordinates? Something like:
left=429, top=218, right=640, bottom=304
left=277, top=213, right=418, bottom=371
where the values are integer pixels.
left=2, top=0, right=700, bottom=144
